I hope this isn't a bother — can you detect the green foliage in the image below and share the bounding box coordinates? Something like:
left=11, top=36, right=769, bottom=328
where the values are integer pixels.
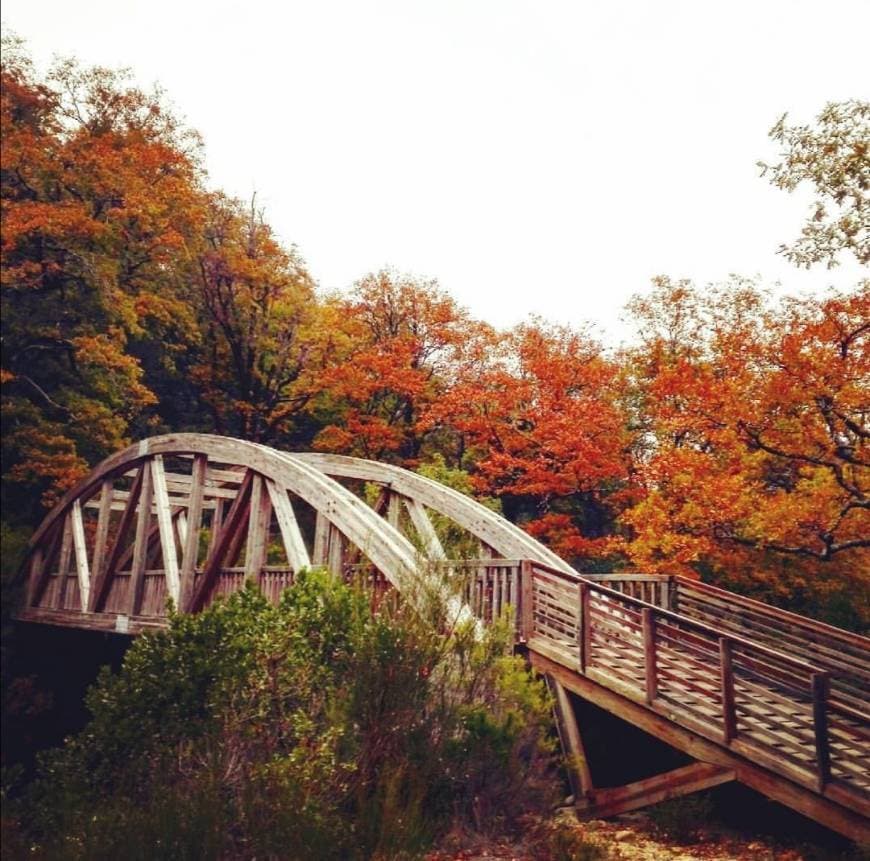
left=759, top=100, right=869, bottom=268
left=13, top=571, right=555, bottom=859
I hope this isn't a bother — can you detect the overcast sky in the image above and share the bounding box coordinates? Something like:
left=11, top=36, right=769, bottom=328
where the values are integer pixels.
left=3, top=1, right=868, bottom=342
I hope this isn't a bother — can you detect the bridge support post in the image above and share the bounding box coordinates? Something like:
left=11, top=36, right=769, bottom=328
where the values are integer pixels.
left=549, top=676, right=594, bottom=802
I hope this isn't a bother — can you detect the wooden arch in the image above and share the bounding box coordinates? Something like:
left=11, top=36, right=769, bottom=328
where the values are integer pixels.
left=291, top=452, right=576, bottom=575
left=21, top=434, right=428, bottom=630
left=20, top=433, right=572, bottom=632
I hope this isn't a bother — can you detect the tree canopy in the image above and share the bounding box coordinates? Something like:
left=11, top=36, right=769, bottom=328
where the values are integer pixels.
left=1, top=41, right=867, bottom=626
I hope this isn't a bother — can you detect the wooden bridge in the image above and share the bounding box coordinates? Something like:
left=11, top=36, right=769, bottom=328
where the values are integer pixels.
left=15, top=434, right=870, bottom=841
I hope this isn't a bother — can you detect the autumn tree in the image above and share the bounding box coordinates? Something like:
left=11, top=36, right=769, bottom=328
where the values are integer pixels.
left=1, top=38, right=205, bottom=519
left=312, top=270, right=486, bottom=463
left=620, top=277, right=868, bottom=609
left=190, top=194, right=321, bottom=443
left=425, top=321, right=630, bottom=564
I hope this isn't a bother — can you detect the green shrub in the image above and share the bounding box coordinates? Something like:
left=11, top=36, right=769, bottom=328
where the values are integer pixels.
left=12, top=570, right=556, bottom=859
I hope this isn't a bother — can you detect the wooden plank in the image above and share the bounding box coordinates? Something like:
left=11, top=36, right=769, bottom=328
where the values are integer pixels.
left=189, top=470, right=254, bottom=612
left=244, top=474, right=271, bottom=580
left=589, top=762, right=734, bottom=818
left=127, top=461, right=154, bottom=615
left=150, top=455, right=181, bottom=605
left=642, top=608, right=658, bottom=704
left=265, top=480, right=311, bottom=572
left=404, top=497, right=446, bottom=560
left=179, top=454, right=207, bottom=612
left=70, top=499, right=90, bottom=612
left=89, top=466, right=144, bottom=613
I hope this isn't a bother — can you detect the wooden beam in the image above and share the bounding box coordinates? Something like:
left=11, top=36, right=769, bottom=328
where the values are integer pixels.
left=209, top=498, right=225, bottom=555
left=550, top=677, right=594, bottom=799
left=312, top=510, right=329, bottom=567
left=70, top=499, right=90, bottom=612
left=812, top=673, right=831, bottom=793
left=189, top=470, right=254, bottom=613
left=26, top=519, right=64, bottom=608
left=404, top=498, right=446, bottom=560
left=720, top=638, right=737, bottom=744
left=179, top=454, right=207, bottom=612
left=520, top=560, right=534, bottom=642
left=127, top=461, right=154, bottom=615
left=244, top=474, right=271, bottom=580
left=89, top=479, right=114, bottom=603
left=588, top=762, right=734, bottom=819
left=89, top=466, right=144, bottom=613
left=266, top=480, right=310, bottom=572
left=150, top=455, right=180, bottom=605
left=578, top=580, right=590, bottom=673
left=327, top=524, right=344, bottom=575
left=642, top=608, right=658, bottom=704
left=386, top=491, right=401, bottom=529
left=294, top=452, right=574, bottom=575
left=55, top=513, right=74, bottom=610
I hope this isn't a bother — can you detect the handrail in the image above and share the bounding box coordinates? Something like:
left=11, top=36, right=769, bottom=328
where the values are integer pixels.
left=673, top=575, right=870, bottom=648
left=518, top=559, right=853, bottom=795
left=528, top=561, right=829, bottom=679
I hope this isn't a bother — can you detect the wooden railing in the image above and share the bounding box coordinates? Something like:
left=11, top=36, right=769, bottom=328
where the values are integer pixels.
left=509, top=563, right=868, bottom=802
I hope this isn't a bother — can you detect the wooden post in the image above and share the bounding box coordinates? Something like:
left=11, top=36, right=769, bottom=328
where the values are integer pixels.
left=313, top=510, right=330, bottom=567
left=520, top=559, right=534, bottom=642
left=151, top=455, right=180, bottom=605
left=551, top=677, right=594, bottom=800
left=386, top=491, right=401, bottom=529
left=327, top=524, right=344, bottom=576
left=179, top=454, right=207, bottom=612
left=642, top=608, right=658, bottom=704
left=668, top=577, right=678, bottom=613
left=719, top=638, right=737, bottom=744
left=577, top=580, right=590, bottom=673
left=812, top=672, right=831, bottom=793
left=244, top=474, right=271, bottom=581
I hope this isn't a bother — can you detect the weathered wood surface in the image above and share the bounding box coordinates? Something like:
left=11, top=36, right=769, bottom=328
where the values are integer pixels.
left=14, top=434, right=870, bottom=840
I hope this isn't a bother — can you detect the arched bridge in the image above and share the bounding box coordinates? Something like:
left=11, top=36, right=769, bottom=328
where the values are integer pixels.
left=15, top=434, right=870, bottom=841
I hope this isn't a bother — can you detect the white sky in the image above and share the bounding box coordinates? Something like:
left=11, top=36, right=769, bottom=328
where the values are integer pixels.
left=2, top=1, right=868, bottom=343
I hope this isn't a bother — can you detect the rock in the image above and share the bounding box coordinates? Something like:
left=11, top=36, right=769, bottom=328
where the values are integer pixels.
left=614, top=829, right=635, bottom=842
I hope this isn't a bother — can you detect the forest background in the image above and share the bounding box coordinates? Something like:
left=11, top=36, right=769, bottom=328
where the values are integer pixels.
left=1, top=35, right=868, bottom=631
